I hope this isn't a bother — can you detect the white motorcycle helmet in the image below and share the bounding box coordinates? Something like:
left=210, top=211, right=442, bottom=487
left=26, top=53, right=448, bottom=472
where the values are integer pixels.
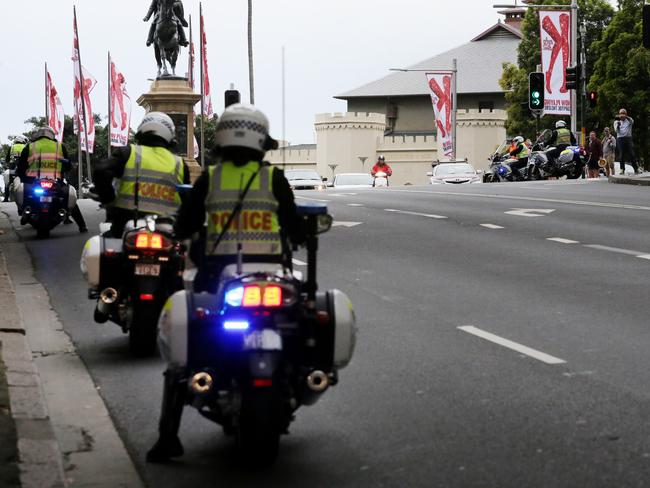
left=137, top=112, right=176, bottom=143
left=556, top=120, right=567, bottom=129
left=214, top=104, right=278, bottom=152
left=33, top=126, right=56, bottom=141
left=13, top=135, right=28, bottom=144
left=513, top=136, right=524, bottom=144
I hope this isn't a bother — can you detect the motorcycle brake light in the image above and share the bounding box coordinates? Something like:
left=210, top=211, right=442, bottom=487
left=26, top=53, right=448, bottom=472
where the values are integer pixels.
left=263, top=286, right=282, bottom=307
left=40, top=181, right=54, bottom=189
left=135, top=233, right=149, bottom=248
left=140, top=293, right=155, bottom=301
left=242, top=286, right=262, bottom=307
left=150, top=234, right=163, bottom=249
left=253, top=378, right=273, bottom=387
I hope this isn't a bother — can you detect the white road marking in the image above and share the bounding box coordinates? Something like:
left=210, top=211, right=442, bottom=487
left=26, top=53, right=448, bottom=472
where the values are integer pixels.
left=328, top=193, right=358, bottom=197
left=458, top=326, right=566, bottom=365
left=637, top=255, right=650, bottom=260
left=584, top=244, right=646, bottom=256
left=505, top=208, right=556, bottom=217
left=332, top=221, right=363, bottom=228
left=384, top=209, right=447, bottom=219
left=547, top=237, right=580, bottom=244
left=347, top=203, right=364, bottom=207
left=387, top=189, right=650, bottom=212
left=480, top=224, right=504, bottom=229
left=292, top=258, right=307, bottom=266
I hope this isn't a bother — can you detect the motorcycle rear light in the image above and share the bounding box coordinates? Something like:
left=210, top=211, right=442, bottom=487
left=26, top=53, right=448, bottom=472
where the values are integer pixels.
left=224, top=320, right=249, bottom=331
left=253, top=378, right=273, bottom=387
left=140, top=293, right=155, bottom=301
left=242, top=286, right=262, bottom=307
left=225, top=286, right=244, bottom=307
left=134, top=232, right=165, bottom=250
left=150, top=234, right=163, bottom=249
left=263, top=286, right=282, bottom=307
left=34, top=188, right=44, bottom=195
left=40, top=181, right=54, bottom=189
left=135, top=233, right=149, bottom=248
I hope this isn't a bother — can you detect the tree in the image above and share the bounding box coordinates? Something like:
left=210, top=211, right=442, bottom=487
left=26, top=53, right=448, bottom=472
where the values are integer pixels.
left=589, top=0, right=650, bottom=166
left=499, top=0, right=614, bottom=138
left=194, top=114, right=219, bottom=162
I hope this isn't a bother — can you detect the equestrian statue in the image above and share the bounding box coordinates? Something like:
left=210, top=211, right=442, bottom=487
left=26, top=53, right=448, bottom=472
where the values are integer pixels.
left=143, top=0, right=189, bottom=78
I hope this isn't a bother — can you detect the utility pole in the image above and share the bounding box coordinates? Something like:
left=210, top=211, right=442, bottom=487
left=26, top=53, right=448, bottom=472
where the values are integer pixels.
left=248, top=0, right=255, bottom=104
left=452, top=58, right=458, bottom=160
left=570, top=0, right=578, bottom=137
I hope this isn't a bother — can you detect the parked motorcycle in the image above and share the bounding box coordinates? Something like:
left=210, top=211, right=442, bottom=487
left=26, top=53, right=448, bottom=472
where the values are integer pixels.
left=484, top=140, right=528, bottom=182
left=527, top=129, right=585, bottom=180
left=157, top=202, right=356, bottom=464
left=15, top=177, right=77, bottom=238
left=81, top=214, right=186, bottom=355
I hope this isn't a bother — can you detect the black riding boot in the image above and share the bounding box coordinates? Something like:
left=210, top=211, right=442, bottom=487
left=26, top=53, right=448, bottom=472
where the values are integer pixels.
left=146, top=370, right=187, bottom=463
left=147, top=23, right=156, bottom=46
left=177, top=24, right=189, bottom=46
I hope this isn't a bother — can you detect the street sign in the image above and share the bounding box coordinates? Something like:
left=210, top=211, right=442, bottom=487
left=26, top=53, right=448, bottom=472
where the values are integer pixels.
left=528, top=72, right=545, bottom=111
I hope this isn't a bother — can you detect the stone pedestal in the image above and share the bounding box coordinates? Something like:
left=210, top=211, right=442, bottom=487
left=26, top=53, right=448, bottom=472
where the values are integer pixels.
left=137, top=78, right=202, bottom=181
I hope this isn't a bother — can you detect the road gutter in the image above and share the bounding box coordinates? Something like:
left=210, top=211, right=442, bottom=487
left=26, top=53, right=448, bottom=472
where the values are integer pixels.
left=1, top=210, right=144, bottom=488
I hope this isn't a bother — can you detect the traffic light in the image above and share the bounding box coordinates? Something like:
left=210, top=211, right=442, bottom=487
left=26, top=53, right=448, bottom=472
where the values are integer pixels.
left=565, top=65, right=580, bottom=90
left=528, top=72, right=545, bottom=111
left=587, top=90, right=598, bottom=108
left=224, top=89, right=241, bottom=108
left=643, top=5, right=650, bottom=49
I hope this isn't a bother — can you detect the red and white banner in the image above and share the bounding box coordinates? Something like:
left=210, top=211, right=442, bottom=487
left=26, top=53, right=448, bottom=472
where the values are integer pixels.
left=46, top=71, right=64, bottom=143
left=72, top=12, right=96, bottom=153
left=200, top=13, right=213, bottom=117
left=426, top=72, right=454, bottom=158
left=109, top=58, right=131, bottom=147
left=539, top=10, right=571, bottom=115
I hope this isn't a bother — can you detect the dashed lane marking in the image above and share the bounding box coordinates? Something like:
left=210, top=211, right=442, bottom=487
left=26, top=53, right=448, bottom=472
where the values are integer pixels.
left=458, top=326, right=567, bottom=365
left=583, top=244, right=645, bottom=256
left=295, top=196, right=329, bottom=203
left=332, top=221, right=363, bottom=228
left=384, top=209, right=447, bottom=219
left=480, top=224, right=504, bottom=229
left=347, top=203, right=364, bottom=207
left=547, top=237, right=580, bottom=244
left=292, top=258, right=307, bottom=266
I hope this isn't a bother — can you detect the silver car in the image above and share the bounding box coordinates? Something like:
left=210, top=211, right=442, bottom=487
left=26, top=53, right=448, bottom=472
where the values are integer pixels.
left=428, top=163, right=481, bottom=184
left=285, top=169, right=327, bottom=190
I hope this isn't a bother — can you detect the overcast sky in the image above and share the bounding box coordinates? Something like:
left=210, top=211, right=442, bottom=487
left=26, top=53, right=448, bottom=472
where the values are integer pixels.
left=0, top=1, right=610, bottom=147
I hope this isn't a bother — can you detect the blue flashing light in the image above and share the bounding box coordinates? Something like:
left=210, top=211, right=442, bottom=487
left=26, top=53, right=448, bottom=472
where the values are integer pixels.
left=224, top=320, right=250, bottom=331
left=497, top=166, right=508, bottom=175
left=224, top=286, right=244, bottom=307
left=34, top=188, right=44, bottom=195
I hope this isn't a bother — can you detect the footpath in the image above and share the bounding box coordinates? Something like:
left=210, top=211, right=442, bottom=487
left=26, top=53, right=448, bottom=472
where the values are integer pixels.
left=608, top=172, right=650, bottom=186
left=0, top=209, right=144, bottom=488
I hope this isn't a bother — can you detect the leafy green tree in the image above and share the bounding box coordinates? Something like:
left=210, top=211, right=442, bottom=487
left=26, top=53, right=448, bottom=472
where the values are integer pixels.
left=588, top=0, right=650, bottom=166
left=500, top=0, right=614, bottom=139
left=194, top=114, right=219, bottom=162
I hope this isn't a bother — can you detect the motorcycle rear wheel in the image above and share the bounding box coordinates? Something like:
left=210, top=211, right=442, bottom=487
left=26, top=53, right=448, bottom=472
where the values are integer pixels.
left=128, top=302, right=159, bottom=356
left=236, top=392, right=282, bottom=466
left=36, top=227, right=50, bottom=239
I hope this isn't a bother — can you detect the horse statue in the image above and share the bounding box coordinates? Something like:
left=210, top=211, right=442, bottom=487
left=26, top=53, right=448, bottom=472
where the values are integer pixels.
left=154, top=0, right=180, bottom=77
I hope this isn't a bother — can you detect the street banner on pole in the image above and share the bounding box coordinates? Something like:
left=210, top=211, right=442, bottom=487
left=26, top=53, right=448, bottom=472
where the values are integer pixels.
left=109, top=57, right=131, bottom=147
left=426, top=72, right=454, bottom=158
left=46, top=71, right=65, bottom=143
left=539, top=10, right=571, bottom=115
left=73, top=66, right=97, bottom=153
left=200, top=12, right=213, bottom=117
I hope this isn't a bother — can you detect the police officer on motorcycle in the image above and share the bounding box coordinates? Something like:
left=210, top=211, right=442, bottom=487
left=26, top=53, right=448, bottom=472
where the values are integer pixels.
left=146, top=103, right=304, bottom=463
left=92, top=112, right=190, bottom=237
left=3, top=135, right=28, bottom=202
left=547, top=120, right=576, bottom=162
left=16, top=127, right=87, bottom=232
left=507, top=136, right=529, bottom=179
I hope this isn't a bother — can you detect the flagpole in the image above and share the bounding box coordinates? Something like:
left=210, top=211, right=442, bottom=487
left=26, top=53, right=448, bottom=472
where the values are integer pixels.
left=108, top=51, right=112, bottom=158
left=45, top=62, right=49, bottom=123
left=188, top=16, right=193, bottom=89
left=199, top=3, right=205, bottom=169
left=75, top=6, right=93, bottom=183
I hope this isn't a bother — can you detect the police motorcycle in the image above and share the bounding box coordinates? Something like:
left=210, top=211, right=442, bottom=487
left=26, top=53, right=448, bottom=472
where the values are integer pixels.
left=484, top=140, right=528, bottom=182
left=527, top=129, right=585, bottom=180
left=80, top=190, right=186, bottom=356
left=157, top=201, right=356, bottom=464
left=15, top=161, right=78, bottom=238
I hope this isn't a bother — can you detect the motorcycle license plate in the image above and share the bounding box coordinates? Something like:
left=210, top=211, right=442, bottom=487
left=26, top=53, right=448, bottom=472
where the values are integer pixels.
left=135, top=263, right=160, bottom=276
left=40, top=196, right=53, bottom=202
left=243, top=330, right=282, bottom=351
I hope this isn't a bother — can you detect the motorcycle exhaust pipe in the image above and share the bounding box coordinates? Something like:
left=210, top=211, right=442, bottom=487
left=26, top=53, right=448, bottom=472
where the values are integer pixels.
left=306, top=370, right=329, bottom=393
left=58, top=209, right=66, bottom=218
left=189, top=372, right=213, bottom=395
left=97, top=288, right=118, bottom=314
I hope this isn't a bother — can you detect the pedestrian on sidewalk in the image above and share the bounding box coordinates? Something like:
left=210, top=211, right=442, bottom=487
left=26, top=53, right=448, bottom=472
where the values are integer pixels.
left=601, top=127, right=616, bottom=177
left=613, top=108, right=640, bottom=175
left=586, top=131, right=603, bottom=179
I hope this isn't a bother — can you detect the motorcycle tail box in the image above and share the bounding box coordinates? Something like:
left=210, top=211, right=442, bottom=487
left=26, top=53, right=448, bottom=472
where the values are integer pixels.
left=80, top=235, right=123, bottom=290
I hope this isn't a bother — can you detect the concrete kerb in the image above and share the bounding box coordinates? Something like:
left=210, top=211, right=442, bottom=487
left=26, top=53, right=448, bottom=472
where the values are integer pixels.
left=608, top=174, right=650, bottom=186
left=0, top=209, right=144, bottom=488
left=0, top=214, right=66, bottom=488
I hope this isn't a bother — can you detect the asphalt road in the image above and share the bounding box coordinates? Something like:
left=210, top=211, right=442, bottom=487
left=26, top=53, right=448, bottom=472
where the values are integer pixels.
left=8, top=178, right=650, bottom=487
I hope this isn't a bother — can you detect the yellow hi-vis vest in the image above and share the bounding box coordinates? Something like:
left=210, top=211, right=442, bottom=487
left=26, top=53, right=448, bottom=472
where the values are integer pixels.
left=9, top=143, right=25, bottom=159
left=26, top=139, right=63, bottom=179
left=205, top=161, right=282, bottom=257
left=515, top=143, right=528, bottom=159
left=113, top=144, right=184, bottom=217
left=556, top=128, right=572, bottom=145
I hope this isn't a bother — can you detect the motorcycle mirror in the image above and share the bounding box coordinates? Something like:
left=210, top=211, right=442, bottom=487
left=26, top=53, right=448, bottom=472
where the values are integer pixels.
left=317, top=214, right=333, bottom=234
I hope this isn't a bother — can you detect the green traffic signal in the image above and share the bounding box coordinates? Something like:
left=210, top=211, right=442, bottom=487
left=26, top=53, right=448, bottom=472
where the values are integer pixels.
left=528, top=72, right=545, bottom=111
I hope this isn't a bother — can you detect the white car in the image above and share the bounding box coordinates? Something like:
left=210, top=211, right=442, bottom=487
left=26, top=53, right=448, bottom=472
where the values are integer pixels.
left=285, top=169, right=327, bottom=190
left=428, top=163, right=481, bottom=184
left=330, top=173, right=374, bottom=189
